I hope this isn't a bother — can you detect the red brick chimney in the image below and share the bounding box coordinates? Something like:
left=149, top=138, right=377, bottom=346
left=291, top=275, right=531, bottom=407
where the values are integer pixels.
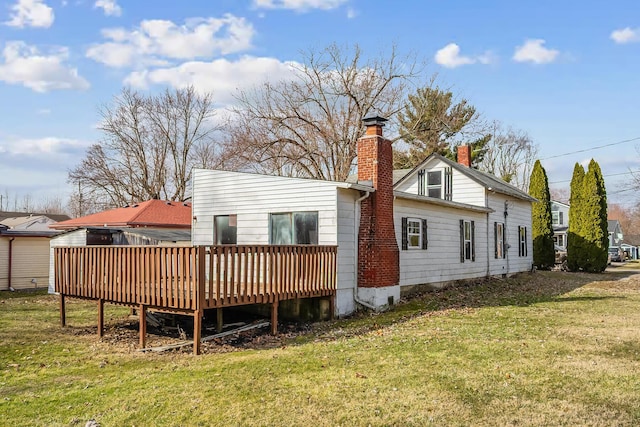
left=457, top=144, right=472, bottom=167
left=357, top=114, right=399, bottom=289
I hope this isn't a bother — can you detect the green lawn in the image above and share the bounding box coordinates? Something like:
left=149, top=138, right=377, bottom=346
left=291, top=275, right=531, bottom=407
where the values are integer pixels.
left=2, top=270, right=640, bottom=426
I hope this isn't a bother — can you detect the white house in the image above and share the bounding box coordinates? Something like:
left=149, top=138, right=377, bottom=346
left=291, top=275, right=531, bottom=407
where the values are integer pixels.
left=551, top=200, right=570, bottom=250
left=191, top=115, right=535, bottom=316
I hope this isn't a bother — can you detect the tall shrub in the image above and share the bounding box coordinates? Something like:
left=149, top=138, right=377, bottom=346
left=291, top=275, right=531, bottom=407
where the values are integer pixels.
left=567, top=163, right=585, bottom=271
left=581, top=160, right=608, bottom=272
left=529, top=160, right=555, bottom=269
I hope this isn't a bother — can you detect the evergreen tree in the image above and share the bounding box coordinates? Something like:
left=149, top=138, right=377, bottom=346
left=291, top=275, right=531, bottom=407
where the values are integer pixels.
left=581, top=160, right=608, bottom=272
left=529, top=160, right=555, bottom=269
left=567, top=163, right=585, bottom=271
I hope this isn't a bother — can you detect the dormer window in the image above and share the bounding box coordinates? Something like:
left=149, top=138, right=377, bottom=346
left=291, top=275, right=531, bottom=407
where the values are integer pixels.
left=417, top=167, right=452, bottom=200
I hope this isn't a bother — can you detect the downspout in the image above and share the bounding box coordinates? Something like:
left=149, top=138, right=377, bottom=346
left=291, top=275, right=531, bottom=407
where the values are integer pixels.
left=8, top=237, right=15, bottom=291
left=353, top=190, right=377, bottom=310
left=485, top=190, right=490, bottom=278
left=504, top=201, right=510, bottom=274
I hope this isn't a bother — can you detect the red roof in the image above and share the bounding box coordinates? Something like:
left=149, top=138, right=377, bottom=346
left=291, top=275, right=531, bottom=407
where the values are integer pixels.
left=51, top=200, right=192, bottom=230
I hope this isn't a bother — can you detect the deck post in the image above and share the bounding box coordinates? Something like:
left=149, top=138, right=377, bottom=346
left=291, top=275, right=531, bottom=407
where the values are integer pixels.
left=139, top=304, right=146, bottom=349
left=329, top=295, right=336, bottom=321
left=271, top=300, right=279, bottom=335
left=59, top=293, right=66, bottom=327
left=193, top=310, right=202, bottom=355
left=216, top=308, right=223, bottom=333
left=97, top=299, right=104, bottom=338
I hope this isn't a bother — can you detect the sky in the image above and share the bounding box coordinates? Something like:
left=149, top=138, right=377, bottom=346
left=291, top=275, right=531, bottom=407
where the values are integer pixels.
left=0, top=0, right=639, bottom=210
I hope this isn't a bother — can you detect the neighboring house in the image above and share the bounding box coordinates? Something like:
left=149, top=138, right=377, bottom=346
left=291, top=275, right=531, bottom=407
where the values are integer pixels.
left=191, top=115, right=535, bottom=316
left=50, top=200, right=192, bottom=230
left=0, top=214, right=65, bottom=290
left=608, top=220, right=624, bottom=249
left=551, top=200, right=570, bottom=250
left=621, top=234, right=640, bottom=260
left=48, top=201, right=192, bottom=293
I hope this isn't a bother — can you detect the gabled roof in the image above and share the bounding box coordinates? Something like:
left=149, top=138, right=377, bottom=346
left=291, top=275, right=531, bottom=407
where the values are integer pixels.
left=608, top=219, right=622, bottom=233
left=551, top=200, right=570, bottom=208
left=0, top=211, right=70, bottom=222
left=394, top=153, right=537, bottom=202
left=51, top=200, right=192, bottom=230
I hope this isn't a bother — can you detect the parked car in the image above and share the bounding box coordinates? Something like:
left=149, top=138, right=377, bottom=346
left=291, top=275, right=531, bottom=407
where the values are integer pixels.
left=609, top=247, right=623, bottom=263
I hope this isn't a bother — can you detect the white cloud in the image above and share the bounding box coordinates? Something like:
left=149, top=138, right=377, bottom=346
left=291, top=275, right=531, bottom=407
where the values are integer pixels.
left=5, top=0, right=54, bottom=28
left=253, top=0, right=347, bottom=11
left=610, top=27, right=640, bottom=44
left=513, top=39, right=559, bottom=64
left=86, top=15, right=254, bottom=68
left=94, top=0, right=121, bottom=17
left=434, top=43, right=493, bottom=68
left=124, top=56, right=298, bottom=105
left=0, top=41, right=90, bottom=92
left=0, top=136, right=85, bottom=155
left=346, top=7, right=357, bottom=19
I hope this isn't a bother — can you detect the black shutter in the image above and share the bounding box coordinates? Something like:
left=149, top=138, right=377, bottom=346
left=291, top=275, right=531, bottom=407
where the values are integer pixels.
left=494, top=222, right=498, bottom=259
left=444, top=167, right=453, bottom=201
left=559, top=212, right=564, bottom=225
left=471, top=220, right=475, bottom=262
left=422, top=219, right=428, bottom=250
left=502, top=224, right=507, bottom=259
left=459, top=219, right=464, bottom=263
left=418, top=170, right=425, bottom=196
left=524, top=227, right=528, bottom=256
left=401, top=217, right=408, bottom=250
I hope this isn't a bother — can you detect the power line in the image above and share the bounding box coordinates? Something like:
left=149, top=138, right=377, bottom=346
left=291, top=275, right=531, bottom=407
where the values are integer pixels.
left=540, top=136, right=640, bottom=160
left=549, top=170, right=639, bottom=185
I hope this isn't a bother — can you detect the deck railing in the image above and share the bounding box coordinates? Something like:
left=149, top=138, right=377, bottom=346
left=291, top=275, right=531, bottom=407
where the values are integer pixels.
left=54, top=245, right=337, bottom=311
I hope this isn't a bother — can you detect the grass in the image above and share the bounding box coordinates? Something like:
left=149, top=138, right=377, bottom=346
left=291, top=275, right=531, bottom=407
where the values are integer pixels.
left=2, top=270, right=640, bottom=426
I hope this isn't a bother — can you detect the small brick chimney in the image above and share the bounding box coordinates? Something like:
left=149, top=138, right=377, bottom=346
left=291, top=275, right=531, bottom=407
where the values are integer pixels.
left=357, top=114, right=399, bottom=289
left=457, top=144, right=472, bottom=167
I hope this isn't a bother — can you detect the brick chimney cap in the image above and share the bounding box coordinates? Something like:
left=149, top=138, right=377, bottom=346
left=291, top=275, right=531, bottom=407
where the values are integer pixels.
left=363, top=113, right=388, bottom=127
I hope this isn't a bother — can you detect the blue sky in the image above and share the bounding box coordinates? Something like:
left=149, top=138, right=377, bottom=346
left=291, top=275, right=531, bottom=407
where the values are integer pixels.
left=1, top=0, right=639, bottom=208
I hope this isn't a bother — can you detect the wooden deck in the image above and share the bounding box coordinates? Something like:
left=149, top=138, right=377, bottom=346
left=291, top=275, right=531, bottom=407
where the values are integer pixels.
left=54, top=245, right=337, bottom=354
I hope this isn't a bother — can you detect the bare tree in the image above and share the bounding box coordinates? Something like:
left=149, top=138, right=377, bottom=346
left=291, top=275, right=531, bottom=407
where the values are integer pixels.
left=226, top=43, right=421, bottom=181
left=69, top=86, right=222, bottom=207
left=477, top=121, right=539, bottom=191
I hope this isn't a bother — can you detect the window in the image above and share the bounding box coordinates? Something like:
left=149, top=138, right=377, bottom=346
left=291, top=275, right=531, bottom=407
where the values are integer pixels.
left=459, top=219, right=475, bottom=262
left=555, top=234, right=565, bottom=248
left=401, top=217, right=428, bottom=250
left=552, top=211, right=559, bottom=226
left=427, top=171, right=442, bottom=198
left=215, top=215, right=237, bottom=244
left=269, top=212, right=318, bottom=245
left=495, top=222, right=505, bottom=259
left=518, top=226, right=528, bottom=257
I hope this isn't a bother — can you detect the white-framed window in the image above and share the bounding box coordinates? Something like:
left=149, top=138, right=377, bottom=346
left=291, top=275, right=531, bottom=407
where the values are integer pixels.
left=552, top=211, right=564, bottom=226
left=427, top=170, right=442, bottom=198
left=269, top=212, right=318, bottom=245
left=215, top=215, right=237, bottom=244
left=460, top=219, right=475, bottom=262
left=518, top=226, right=528, bottom=257
left=401, top=217, right=427, bottom=250
left=495, top=222, right=505, bottom=259
left=555, top=234, right=565, bottom=248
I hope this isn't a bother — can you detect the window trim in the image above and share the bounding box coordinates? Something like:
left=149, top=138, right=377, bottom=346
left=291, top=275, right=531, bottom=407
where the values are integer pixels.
left=495, top=221, right=505, bottom=259
left=401, top=217, right=428, bottom=250
left=518, top=225, right=528, bottom=257
left=269, top=211, right=319, bottom=245
left=427, top=170, right=442, bottom=199
left=459, top=219, right=475, bottom=262
left=214, top=214, right=237, bottom=245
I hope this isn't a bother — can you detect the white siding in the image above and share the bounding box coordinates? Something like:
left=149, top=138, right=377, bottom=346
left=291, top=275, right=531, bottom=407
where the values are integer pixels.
left=0, top=237, right=50, bottom=290
left=48, top=230, right=87, bottom=293
left=191, top=169, right=359, bottom=316
left=487, top=194, right=532, bottom=275
left=0, top=238, right=7, bottom=289
left=395, top=199, right=488, bottom=286
left=394, top=158, right=486, bottom=206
